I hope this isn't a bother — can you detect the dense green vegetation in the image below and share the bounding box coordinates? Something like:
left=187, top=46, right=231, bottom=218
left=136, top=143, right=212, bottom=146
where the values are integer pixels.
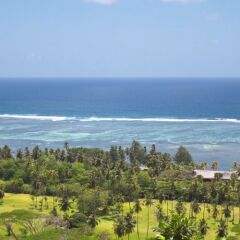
left=0, top=141, right=240, bottom=239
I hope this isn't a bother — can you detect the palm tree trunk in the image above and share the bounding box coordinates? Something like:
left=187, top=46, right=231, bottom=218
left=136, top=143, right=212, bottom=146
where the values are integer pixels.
left=203, top=202, right=206, bottom=220
left=189, top=203, right=191, bottom=218
left=239, top=205, right=240, bottom=224
left=137, top=212, right=140, bottom=240
left=146, top=206, right=150, bottom=239
left=166, top=201, right=169, bottom=218
left=52, top=196, right=55, bottom=209
left=232, top=206, right=235, bottom=224
left=220, top=205, right=223, bottom=220
left=41, top=195, right=44, bottom=210
left=35, top=196, right=38, bottom=208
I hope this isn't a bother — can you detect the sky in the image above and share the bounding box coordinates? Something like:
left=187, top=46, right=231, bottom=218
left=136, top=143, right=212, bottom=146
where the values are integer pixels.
left=0, top=0, right=239, bottom=78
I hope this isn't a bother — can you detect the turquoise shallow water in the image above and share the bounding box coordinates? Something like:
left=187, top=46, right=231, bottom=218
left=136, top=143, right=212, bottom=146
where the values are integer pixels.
left=0, top=78, right=240, bottom=169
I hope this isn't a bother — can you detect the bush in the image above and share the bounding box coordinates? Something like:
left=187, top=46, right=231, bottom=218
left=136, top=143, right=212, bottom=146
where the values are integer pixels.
left=69, top=213, right=87, bottom=228
left=5, top=178, right=24, bottom=193
left=78, top=224, right=93, bottom=235
left=45, top=185, right=57, bottom=196
left=22, top=184, right=32, bottom=194
left=97, top=231, right=111, bottom=240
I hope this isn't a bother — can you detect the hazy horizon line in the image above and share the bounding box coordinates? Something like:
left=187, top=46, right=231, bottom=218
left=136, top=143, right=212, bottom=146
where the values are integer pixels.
left=0, top=76, right=240, bottom=81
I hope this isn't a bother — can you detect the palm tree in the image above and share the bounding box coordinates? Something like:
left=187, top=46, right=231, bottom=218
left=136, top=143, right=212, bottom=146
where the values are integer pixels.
left=199, top=219, right=209, bottom=237
left=59, top=196, right=71, bottom=212
left=237, top=183, right=240, bottom=224
left=216, top=220, right=228, bottom=238
left=214, top=172, right=222, bottom=181
left=114, top=215, right=126, bottom=239
left=212, top=204, right=219, bottom=220
left=169, top=180, right=176, bottom=212
left=166, top=196, right=169, bottom=218
left=175, top=199, right=186, bottom=216
left=144, top=194, right=153, bottom=240
left=211, top=161, right=218, bottom=171
left=64, top=142, right=69, bottom=151
left=191, top=201, right=201, bottom=221
left=133, top=199, right=142, bottom=240
left=1, top=145, right=12, bottom=159
left=32, top=145, right=41, bottom=160
left=202, top=201, right=206, bottom=220
left=16, top=149, right=23, bottom=160
left=87, top=214, right=100, bottom=229
left=231, top=205, right=236, bottom=225
left=155, top=204, right=165, bottom=222
left=232, top=161, right=239, bottom=171
left=115, top=202, right=124, bottom=216
left=230, top=173, right=238, bottom=189
left=206, top=204, right=211, bottom=219
left=24, top=147, right=31, bottom=159
left=223, top=205, right=231, bottom=225
left=124, top=212, right=136, bottom=240
left=202, top=162, right=208, bottom=170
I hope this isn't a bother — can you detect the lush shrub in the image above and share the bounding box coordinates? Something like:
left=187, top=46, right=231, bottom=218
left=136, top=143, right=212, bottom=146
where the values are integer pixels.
left=97, top=231, right=111, bottom=240
left=69, top=212, right=87, bottom=228
left=22, top=184, right=32, bottom=194
left=5, top=178, right=24, bottom=193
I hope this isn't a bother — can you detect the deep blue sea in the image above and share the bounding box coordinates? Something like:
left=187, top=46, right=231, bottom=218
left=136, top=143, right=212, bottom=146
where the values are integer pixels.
left=1, top=78, right=240, bottom=169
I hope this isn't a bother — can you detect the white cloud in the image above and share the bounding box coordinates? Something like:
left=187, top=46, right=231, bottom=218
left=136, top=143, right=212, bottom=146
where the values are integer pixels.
left=160, top=0, right=206, bottom=4
left=84, top=0, right=118, bottom=5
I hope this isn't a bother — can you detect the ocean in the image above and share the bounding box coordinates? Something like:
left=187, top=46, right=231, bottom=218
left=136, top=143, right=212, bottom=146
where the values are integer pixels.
left=1, top=78, right=240, bottom=170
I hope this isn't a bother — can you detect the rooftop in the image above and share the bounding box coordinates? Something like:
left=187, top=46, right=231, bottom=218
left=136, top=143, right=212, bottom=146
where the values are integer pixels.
left=193, top=170, right=240, bottom=180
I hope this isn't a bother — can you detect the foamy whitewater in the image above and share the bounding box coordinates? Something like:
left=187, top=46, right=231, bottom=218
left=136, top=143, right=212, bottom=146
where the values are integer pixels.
left=0, top=114, right=71, bottom=121
left=1, top=78, right=240, bottom=169
left=1, top=114, right=240, bottom=123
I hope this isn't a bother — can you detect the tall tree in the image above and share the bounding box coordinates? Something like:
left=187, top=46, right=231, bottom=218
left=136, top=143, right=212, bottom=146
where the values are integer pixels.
left=199, top=219, right=209, bottom=238
left=114, top=215, right=126, bottom=240
left=174, top=146, right=193, bottom=166
left=216, top=220, right=228, bottom=238
left=144, top=194, right=153, bottom=239
left=175, top=199, right=186, bottom=216
left=128, top=140, right=146, bottom=165
left=124, top=212, right=136, bottom=240
left=211, top=161, right=218, bottom=171
left=133, top=199, right=142, bottom=240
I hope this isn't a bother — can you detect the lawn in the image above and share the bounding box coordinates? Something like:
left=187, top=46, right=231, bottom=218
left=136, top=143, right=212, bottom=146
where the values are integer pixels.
left=0, top=193, right=240, bottom=239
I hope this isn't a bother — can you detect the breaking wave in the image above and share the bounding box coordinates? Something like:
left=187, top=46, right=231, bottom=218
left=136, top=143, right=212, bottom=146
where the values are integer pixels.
left=0, top=114, right=75, bottom=122
left=1, top=114, right=240, bottom=123
left=78, top=117, right=240, bottom=123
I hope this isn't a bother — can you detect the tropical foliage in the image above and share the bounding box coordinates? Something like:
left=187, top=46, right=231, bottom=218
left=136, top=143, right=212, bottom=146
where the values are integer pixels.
left=0, top=141, right=239, bottom=239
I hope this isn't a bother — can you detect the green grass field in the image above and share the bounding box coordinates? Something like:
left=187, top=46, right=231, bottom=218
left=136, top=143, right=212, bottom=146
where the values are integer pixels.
left=0, top=193, right=240, bottom=239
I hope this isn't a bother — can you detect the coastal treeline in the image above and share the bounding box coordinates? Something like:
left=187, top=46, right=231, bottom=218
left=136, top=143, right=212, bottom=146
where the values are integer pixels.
left=0, top=141, right=240, bottom=240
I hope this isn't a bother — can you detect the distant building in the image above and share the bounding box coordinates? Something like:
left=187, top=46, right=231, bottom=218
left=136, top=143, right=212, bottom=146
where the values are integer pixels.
left=193, top=169, right=240, bottom=181
left=140, top=165, right=149, bottom=171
